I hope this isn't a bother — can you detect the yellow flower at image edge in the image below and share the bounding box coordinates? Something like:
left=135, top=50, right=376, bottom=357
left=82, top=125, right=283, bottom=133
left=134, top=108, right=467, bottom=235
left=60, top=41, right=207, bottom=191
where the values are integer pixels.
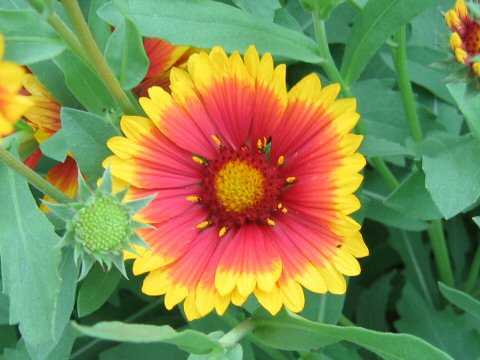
left=104, top=45, right=368, bottom=320
left=0, top=33, right=32, bottom=136
left=445, top=0, right=480, bottom=76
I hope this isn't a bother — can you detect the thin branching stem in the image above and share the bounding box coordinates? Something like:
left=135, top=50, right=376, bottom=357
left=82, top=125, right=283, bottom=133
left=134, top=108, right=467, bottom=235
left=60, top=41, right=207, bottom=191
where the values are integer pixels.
left=60, top=0, right=139, bottom=115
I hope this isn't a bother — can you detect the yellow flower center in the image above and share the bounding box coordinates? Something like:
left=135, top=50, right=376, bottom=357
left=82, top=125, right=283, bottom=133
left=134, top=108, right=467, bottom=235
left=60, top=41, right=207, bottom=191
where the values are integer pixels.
left=214, top=160, right=265, bottom=213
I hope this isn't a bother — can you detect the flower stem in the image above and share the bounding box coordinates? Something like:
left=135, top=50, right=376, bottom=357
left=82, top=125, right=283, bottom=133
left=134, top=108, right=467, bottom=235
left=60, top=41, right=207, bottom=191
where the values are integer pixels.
left=25, top=0, right=88, bottom=63
left=391, top=26, right=423, bottom=143
left=464, top=241, right=480, bottom=293
left=219, top=317, right=256, bottom=348
left=391, top=27, right=455, bottom=288
left=222, top=314, right=289, bottom=360
left=427, top=219, right=455, bottom=287
left=0, top=146, right=73, bottom=204
left=313, top=13, right=399, bottom=190
left=60, top=0, right=139, bottom=115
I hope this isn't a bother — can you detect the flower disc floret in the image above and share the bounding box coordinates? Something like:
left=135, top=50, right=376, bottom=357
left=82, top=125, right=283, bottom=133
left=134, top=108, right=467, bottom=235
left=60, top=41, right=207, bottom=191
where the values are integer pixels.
left=75, top=196, right=130, bottom=253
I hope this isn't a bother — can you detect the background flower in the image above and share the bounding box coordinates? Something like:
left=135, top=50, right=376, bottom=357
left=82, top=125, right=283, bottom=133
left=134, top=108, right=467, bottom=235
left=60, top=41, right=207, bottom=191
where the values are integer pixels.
left=134, top=38, right=196, bottom=97
left=0, top=33, right=31, bottom=137
left=105, top=45, right=367, bottom=320
left=445, top=0, right=480, bottom=76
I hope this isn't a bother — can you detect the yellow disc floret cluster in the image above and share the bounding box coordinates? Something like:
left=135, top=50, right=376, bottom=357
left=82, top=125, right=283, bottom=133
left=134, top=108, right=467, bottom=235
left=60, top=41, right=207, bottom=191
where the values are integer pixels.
left=215, top=160, right=265, bottom=213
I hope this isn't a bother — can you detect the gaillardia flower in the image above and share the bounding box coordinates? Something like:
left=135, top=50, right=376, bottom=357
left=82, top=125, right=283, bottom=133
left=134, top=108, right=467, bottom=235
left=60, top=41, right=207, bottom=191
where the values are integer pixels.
left=134, top=38, right=196, bottom=98
left=49, top=168, right=151, bottom=280
left=22, top=73, right=79, bottom=209
left=0, top=33, right=31, bottom=136
left=105, top=46, right=368, bottom=320
left=445, top=0, right=480, bottom=76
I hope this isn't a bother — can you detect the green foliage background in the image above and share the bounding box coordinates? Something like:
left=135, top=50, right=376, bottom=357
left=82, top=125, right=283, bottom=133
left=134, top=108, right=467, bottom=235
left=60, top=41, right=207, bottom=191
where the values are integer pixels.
left=1, top=0, right=480, bottom=359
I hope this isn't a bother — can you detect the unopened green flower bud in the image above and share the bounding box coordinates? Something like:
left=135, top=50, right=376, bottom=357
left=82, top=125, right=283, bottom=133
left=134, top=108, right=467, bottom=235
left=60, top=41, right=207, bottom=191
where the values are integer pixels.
left=75, top=196, right=130, bottom=253
left=300, top=0, right=345, bottom=20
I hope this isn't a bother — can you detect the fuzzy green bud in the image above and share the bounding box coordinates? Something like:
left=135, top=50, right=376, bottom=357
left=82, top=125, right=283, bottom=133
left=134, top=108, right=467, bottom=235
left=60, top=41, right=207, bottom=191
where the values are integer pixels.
left=75, top=196, right=130, bottom=253
left=300, top=0, right=345, bottom=20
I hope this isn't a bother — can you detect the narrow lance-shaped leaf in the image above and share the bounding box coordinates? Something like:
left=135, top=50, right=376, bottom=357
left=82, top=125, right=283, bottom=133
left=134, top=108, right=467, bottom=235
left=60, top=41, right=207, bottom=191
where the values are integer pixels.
left=253, top=310, right=453, bottom=360
left=341, top=0, right=435, bottom=85
left=439, top=282, right=480, bottom=320
left=72, top=321, right=224, bottom=355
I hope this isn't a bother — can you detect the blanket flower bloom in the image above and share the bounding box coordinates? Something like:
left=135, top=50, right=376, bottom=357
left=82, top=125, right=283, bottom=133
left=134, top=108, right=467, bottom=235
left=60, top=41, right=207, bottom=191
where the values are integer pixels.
left=0, top=34, right=31, bottom=137
left=134, top=38, right=196, bottom=98
left=105, top=45, right=368, bottom=320
left=22, top=73, right=78, bottom=209
left=445, top=0, right=480, bottom=76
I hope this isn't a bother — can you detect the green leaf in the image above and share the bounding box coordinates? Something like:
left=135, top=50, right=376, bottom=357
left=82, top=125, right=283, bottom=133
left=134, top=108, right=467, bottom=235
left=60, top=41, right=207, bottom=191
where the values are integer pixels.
left=100, top=343, right=188, bottom=360
left=447, top=83, right=480, bottom=140
left=353, top=80, right=409, bottom=146
left=360, top=135, right=414, bottom=158
left=28, top=60, right=81, bottom=109
left=341, top=0, right=434, bottom=85
left=439, top=282, right=480, bottom=320
left=0, top=280, right=9, bottom=324
left=384, top=170, right=442, bottom=221
left=232, top=0, right=281, bottom=20
left=88, top=0, right=112, bottom=52
left=0, top=9, right=65, bottom=64
left=72, top=321, right=223, bottom=355
left=473, top=217, right=480, bottom=228
left=253, top=310, right=453, bottom=359
left=0, top=150, right=63, bottom=357
left=388, top=230, right=438, bottom=306
left=421, top=134, right=480, bottom=219
left=396, top=284, right=480, bottom=359
left=364, top=190, right=428, bottom=231
left=39, top=130, right=69, bottom=162
left=104, top=18, right=149, bottom=90
left=356, top=271, right=395, bottom=331
left=54, top=51, right=116, bottom=114
left=97, top=0, right=323, bottom=64
left=61, top=107, right=120, bottom=181
left=0, top=325, right=18, bottom=351
left=77, top=266, right=122, bottom=317
left=301, top=291, right=345, bottom=325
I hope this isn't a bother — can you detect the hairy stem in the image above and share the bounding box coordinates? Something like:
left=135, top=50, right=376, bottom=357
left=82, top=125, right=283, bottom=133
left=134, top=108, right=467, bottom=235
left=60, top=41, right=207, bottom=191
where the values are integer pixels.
left=391, top=27, right=454, bottom=287
left=0, top=146, right=73, bottom=204
left=26, top=0, right=88, bottom=63
left=60, top=0, right=139, bottom=115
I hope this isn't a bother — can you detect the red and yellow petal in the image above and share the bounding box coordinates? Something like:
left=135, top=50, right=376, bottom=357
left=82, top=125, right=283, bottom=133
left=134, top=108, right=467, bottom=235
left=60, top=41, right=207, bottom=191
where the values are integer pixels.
left=0, top=35, right=32, bottom=136
left=110, top=45, right=367, bottom=320
left=134, top=38, right=195, bottom=97
left=22, top=73, right=61, bottom=143
left=41, top=156, right=78, bottom=211
left=105, top=115, right=202, bottom=189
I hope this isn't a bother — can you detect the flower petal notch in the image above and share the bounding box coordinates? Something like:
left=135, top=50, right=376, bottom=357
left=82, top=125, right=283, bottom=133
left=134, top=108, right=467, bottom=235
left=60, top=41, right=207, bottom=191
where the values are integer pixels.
left=445, top=0, right=480, bottom=76
left=106, top=45, right=368, bottom=320
left=47, top=167, right=152, bottom=280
